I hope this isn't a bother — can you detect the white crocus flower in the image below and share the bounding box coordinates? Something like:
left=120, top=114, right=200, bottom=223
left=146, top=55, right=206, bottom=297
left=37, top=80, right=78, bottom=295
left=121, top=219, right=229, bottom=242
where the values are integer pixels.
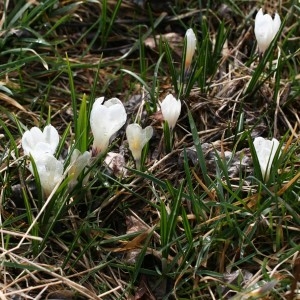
left=30, top=154, right=64, bottom=197
left=254, top=8, right=281, bottom=53
left=126, top=123, right=153, bottom=169
left=22, top=124, right=59, bottom=158
left=90, top=97, right=127, bottom=156
left=184, top=28, right=197, bottom=73
left=160, top=94, right=181, bottom=130
left=253, top=137, right=280, bottom=181
left=68, top=149, right=91, bottom=188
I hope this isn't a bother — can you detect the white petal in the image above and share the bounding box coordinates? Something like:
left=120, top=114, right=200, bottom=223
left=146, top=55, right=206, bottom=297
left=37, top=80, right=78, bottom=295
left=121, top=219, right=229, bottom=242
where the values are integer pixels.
left=69, top=150, right=91, bottom=177
left=22, top=125, right=59, bottom=156
left=94, top=97, right=105, bottom=104
left=32, top=154, right=64, bottom=196
left=126, top=124, right=143, bottom=143
left=68, top=150, right=91, bottom=188
left=32, top=142, right=56, bottom=158
left=70, top=149, right=81, bottom=164
left=103, top=97, right=123, bottom=108
left=255, top=8, right=264, bottom=23
left=43, top=125, right=59, bottom=154
left=105, top=102, right=127, bottom=133
left=272, top=13, right=281, bottom=39
left=22, top=127, right=43, bottom=155
left=143, top=126, right=154, bottom=145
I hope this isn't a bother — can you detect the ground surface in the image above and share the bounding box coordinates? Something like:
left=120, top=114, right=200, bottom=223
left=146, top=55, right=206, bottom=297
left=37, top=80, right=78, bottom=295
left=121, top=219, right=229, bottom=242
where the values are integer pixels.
left=0, top=0, right=300, bottom=299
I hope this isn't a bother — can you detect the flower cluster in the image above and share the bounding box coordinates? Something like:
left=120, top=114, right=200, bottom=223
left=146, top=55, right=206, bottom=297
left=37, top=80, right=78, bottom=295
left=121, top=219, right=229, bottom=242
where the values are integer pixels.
left=89, top=96, right=155, bottom=169
left=22, top=125, right=63, bottom=197
left=21, top=92, right=284, bottom=196
left=89, top=95, right=181, bottom=167
left=21, top=92, right=186, bottom=195
left=22, top=125, right=91, bottom=197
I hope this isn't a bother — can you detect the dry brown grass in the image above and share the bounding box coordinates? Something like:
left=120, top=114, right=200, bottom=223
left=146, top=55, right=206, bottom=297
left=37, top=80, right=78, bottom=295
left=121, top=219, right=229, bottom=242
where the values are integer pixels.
left=1, top=0, right=300, bottom=299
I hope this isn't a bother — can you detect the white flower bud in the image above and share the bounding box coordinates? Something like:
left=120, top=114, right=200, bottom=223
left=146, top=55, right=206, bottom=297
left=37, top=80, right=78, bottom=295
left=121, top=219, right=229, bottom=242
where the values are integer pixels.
left=160, top=94, right=181, bottom=130
left=68, top=149, right=91, bottom=188
left=90, top=97, right=127, bottom=156
left=254, top=8, right=281, bottom=53
left=126, top=123, right=153, bottom=168
left=253, top=137, right=280, bottom=181
left=184, top=28, right=197, bottom=72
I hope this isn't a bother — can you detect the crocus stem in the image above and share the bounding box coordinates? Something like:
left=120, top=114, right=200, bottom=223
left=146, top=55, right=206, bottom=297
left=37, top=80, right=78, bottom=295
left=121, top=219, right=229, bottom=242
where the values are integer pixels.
left=135, top=159, right=141, bottom=170
left=163, top=121, right=173, bottom=153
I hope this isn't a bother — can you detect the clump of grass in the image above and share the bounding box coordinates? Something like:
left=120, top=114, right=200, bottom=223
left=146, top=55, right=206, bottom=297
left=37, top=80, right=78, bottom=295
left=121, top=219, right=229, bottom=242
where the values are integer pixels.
left=1, top=0, right=300, bottom=299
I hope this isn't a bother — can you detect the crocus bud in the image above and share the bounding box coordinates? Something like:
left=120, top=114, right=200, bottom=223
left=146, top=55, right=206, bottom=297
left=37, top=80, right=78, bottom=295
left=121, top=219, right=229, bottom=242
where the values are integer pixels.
left=254, top=8, right=281, bottom=53
left=253, top=137, right=280, bottom=181
left=22, top=124, right=59, bottom=158
left=160, top=94, right=181, bottom=130
left=68, top=149, right=91, bottom=188
left=30, top=154, right=64, bottom=197
left=126, top=123, right=153, bottom=169
left=90, top=97, right=127, bottom=156
left=184, top=28, right=197, bottom=73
